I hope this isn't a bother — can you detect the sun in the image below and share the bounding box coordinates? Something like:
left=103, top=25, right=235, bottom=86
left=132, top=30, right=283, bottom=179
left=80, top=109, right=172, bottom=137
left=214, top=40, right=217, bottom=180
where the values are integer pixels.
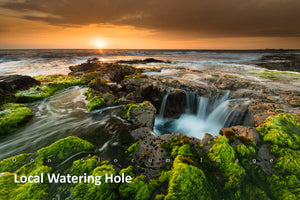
left=93, top=39, right=107, bottom=49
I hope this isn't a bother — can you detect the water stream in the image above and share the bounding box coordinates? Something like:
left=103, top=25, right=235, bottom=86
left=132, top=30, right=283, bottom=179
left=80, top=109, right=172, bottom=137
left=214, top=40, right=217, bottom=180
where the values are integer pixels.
left=0, top=86, right=116, bottom=160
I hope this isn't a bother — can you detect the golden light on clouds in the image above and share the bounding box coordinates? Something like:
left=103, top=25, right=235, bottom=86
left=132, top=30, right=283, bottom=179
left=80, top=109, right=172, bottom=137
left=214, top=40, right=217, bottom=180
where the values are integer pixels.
left=0, top=0, right=299, bottom=49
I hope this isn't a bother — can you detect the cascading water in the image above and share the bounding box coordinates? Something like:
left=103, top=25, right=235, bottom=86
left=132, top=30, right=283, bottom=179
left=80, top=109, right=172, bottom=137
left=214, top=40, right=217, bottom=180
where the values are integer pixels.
left=159, top=93, right=169, bottom=118
left=154, top=91, right=245, bottom=138
left=184, top=91, right=195, bottom=114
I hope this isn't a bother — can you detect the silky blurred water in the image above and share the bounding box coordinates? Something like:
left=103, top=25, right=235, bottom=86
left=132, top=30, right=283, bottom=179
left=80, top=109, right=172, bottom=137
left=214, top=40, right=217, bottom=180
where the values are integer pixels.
left=0, top=49, right=267, bottom=76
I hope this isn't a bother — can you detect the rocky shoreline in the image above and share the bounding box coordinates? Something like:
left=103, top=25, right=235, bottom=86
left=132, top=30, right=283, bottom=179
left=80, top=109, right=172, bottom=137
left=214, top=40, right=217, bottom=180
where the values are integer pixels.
left=0, top=57, right=299, bottom=199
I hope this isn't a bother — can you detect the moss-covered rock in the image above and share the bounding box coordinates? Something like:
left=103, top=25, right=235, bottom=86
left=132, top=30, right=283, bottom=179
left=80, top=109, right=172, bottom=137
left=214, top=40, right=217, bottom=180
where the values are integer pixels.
left=72, top=162, right=117, bottom=200
left=0, top=103, right=32, bottom=135
left=0, top=153, right=32, bottom=173
left=121, top=101, right=156, bottom=127
left=0, top=165, right=52, bottom=200
left=71, top=156, right=99, bottom=175
left=15, top=74, right=86, bottom=103
left=36, top=136, right=94, bottom=165
left=83, top=88, right=107, bottom=111
left=257, top=113, right=300, bottom=149
left=207, top=135, right=265, bottom=199
left=119, top=166, right=168, bottom=200
left=256, top=113, right=300, bottom=199
left=236, top=144, right=256, bottom=158
left=83, top=88, right=124, bottom=111
left=267, top=174, right=300, bottom=200
left=165, top=155, right=212, bottom=200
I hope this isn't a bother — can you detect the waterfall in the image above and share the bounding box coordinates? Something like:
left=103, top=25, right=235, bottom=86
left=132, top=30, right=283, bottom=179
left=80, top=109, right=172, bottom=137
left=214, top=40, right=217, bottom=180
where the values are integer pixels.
left=197, top=97, right=209, bottom=119
left=185, top=91, right=195, bottom=114
left=206, top=100, right=232, bottom=126
left=155, top=90, right=246, bottom=138
left=159, top=94, right=169, bottom=118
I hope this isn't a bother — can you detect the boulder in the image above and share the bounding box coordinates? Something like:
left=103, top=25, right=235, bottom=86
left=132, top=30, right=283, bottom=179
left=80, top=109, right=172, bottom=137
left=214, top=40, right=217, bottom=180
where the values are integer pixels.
left=126, top=101, right=156, bottom=128
left=0, top=75, right=40, bottom=92
left=0, top=75, right=40, bottom=104
left=69, top=61, right=140, bottom=83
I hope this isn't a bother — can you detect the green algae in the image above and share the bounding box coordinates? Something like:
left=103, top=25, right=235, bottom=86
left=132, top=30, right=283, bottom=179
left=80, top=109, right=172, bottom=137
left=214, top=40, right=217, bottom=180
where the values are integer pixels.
left=36, top=136, right=94, bottom=165
left=121, top=101, right=152, bottom=120
left=0, top=103, right=32, bottom=135
left=267, top=174, right=300, bottom=200
left=208, top=136, right=236, bottom=163
left=15, top=75, right=86, bottom=103
left=0, top=153, right=32, bottom=173
left=0, top=166, right=52, bottom=200
left=257, top=113, right=300, bottom=149
left=72, top=163, right=117, bottom=200
left=256, top=113, right=300, bottom=200
left=119, top=175, right=152, bottom=200
left=0, top=112, right=299, bottom=199
left=119, top=166, right=169, bottom=200
left=206, top=135, right=267, bottom=199
left=10, top=165, right=52, bottom=200
left=236, top=144, right=256, bottom=158
left=71, top=156, right=99, bottom=175
left=83, top=88, right=123, bottom=111
left=128, top=140, right=141, bottom=156
left=165, top=155, right=212, bottom=200
left=250, top=69, right=300, bottom=81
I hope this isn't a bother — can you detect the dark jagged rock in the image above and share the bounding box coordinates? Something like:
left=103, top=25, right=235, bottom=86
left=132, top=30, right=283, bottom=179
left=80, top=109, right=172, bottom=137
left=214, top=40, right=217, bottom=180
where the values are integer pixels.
left=163, top=89, right=186, bottom=118
left=0, top=75, right=40, bottom=92
left=0, top=75, right=40, bottom=103
left=252, top=53, right=300, bottom=72
left=116, top=58, right=171, bottom=64
left=69, top=62, right=140, bottom=83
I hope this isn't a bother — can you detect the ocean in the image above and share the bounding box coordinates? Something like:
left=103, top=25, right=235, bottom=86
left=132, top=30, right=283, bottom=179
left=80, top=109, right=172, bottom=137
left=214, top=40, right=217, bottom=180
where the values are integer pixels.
left=0, top=49, right=272, bottom=76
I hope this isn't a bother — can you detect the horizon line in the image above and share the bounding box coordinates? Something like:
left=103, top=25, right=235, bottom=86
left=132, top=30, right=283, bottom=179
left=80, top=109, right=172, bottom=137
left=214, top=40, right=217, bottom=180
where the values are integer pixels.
left=0, top=48, right=300, bottom=51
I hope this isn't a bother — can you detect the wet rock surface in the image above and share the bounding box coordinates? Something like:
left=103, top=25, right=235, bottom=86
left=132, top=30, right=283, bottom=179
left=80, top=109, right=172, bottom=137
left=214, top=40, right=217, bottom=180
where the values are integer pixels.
left=251, top=53, right=300, bottom=73
left=0, top=75, right=40, bottom=102
left=1, top=57, right=300, bottom=200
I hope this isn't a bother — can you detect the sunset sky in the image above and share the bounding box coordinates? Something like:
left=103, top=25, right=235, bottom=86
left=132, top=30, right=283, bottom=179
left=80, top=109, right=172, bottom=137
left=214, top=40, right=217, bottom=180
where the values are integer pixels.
left=0, top=0, right=299, bottom=49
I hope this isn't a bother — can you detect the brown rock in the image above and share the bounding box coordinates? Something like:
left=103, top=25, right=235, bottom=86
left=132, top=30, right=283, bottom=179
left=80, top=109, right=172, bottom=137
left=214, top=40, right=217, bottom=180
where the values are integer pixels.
left=230, top=125, right=260, bottom=144
left=163, top=88, right=186, bottom=118
left=252, top=113, right=272, bottom=127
